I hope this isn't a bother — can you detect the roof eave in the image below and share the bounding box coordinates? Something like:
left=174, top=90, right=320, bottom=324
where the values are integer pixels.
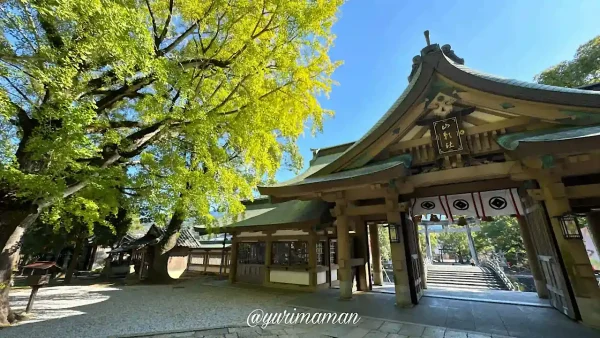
left=258, top=162, right=408, bottom=198
left=437, top=56, right=600, bottom=109
left=502, top=135, right=600, bottom=158
left=313, top=61, right=437, bottom=175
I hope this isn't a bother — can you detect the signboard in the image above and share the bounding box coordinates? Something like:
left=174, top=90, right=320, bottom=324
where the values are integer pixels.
left=431, top=116, right=467, bottom=157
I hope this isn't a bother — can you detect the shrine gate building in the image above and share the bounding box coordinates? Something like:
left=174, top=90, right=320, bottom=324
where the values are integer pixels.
left=220, top=40, right=600, bottom=328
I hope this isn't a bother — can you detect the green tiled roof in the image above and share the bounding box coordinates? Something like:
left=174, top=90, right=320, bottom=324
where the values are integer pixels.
left=314, top=65, right=423, bottom=173
left=266, top=154, right=412, bottom=188
left=444, top=55, right=600, bottom=96
left=227, top=199, right=330, bottom=228
left=268, top=152, right=343, bottom=188
left=496, top=125, right=600, bottom=150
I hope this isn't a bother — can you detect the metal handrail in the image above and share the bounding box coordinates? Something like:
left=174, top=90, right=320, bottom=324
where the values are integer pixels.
left=480, top=255, right=516, bottom=291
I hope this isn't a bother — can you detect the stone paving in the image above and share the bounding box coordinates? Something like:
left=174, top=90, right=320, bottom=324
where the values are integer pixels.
left=3, top=277, right=599, bottom=338
left=288, top=286, right=600, bottom=338
left=125, top=318, right=513, bottom=338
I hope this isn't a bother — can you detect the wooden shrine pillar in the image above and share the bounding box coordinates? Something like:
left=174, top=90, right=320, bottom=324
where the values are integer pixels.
left=264, top=234, right=273, bottom=285
left=334, top=199, right=353, bottom=299
left=203, top=250, right=209, bottom=273
left=228, top=235, right=238, bottom=284
left=308, top=231, right=318, bottom=289
left=586, top=211, right=600, bottom=258
left=516, top=215, right=549, bottom=299
left=385, top=194, right=412, bottom=307
left=413, top=216, right=427, bottom=290
left=537, top=174, right=600, bottom=326
left=355, top=220, right=369, bottom=291
left=424, top=224, right=433, bottom=260
left=369, top=223, right=384, bottom=286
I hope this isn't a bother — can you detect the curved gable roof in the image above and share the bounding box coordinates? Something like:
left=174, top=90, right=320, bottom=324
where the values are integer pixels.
left=437, top=54, right=600, bottom=107
left=301, top=44, right=600, bottom=176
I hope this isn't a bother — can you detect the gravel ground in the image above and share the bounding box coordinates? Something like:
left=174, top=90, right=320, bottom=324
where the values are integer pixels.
left=2, top=279, right=298, bottom=338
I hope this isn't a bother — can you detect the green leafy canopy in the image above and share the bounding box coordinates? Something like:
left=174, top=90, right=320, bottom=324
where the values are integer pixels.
left=0, top=0, right=343, bottom=226
left=535, top=35, right=600, bottom=87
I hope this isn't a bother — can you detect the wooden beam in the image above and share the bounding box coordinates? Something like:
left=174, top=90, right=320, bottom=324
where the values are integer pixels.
left=389, top=137, right=431, bottom=152
left=406, top=161, right=517, bottom=188
left=475, top=106, right=519, bottom=119
left=466, top=116, right=533, bottom=135
left=345, top=204, right=388, bottom=216
left=405, top=178, right=521, bottom=198
left=413, top=126, right=429, bottom=139
left=566, top=184, right=600, bottom=199
left=362, top=214, right=387, bottom=222
left=462, top=115, right=488, bottom=126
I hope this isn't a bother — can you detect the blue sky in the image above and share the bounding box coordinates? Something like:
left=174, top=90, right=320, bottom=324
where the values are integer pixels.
left=276, top=0, right=600, bottom=182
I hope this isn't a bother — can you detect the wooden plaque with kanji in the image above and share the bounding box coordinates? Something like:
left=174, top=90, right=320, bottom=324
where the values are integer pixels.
left=431, top=116, right=468, bottom=157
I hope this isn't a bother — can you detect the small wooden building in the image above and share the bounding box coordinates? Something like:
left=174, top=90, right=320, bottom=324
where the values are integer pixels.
left=107, top=225, right=202, bottom=279
left=187, top=233, right=232, bottom=275
left=217, top=197, right=372, bottom=292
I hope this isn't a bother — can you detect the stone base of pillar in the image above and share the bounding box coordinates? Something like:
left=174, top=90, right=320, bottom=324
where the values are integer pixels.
left=577, top=297, right=600, bottom=329
left=394, top=283, right=413, bottom=308
left=533, top=279, right=548, bottom=299
left=339, top=279, right=353, bottom=300
left=373, top=270, right=383, bottom=286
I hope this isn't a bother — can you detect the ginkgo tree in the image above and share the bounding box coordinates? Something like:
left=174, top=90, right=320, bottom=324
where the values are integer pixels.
left=0, top=0, right=342, bottom=324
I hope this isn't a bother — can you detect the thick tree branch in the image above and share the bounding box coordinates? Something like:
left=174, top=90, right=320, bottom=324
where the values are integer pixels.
left=219, top=80, right=293, bottom=116
left=1, top=75, right=35, bottom=107
left=158, top=22, right=198, bottom=56
left=37, top=13, right=64, bottom=49
left=203, top=11, right=226, bottom=53
left=86, top=120, right=141, bottom=133
left=95, top=76, right=154, bottom=113
left=206, top=75, right=249, bottom=115
left=180, top=58, right=231, bottom=70
left=118, top=120, right=169, bottom=158
left=157, top=0, right=174, bottom=44
left=145, top=0, right=160, bottom=50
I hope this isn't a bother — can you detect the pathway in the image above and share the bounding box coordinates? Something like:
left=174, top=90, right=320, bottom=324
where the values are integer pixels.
left=2, top=277, right=598, bottom=338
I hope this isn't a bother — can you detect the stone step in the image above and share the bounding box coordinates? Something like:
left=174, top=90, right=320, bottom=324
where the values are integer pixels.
left=428, top=271, right=491, bottom=274
left=427, top=279, right=506, bottom=288
left=427, top=282, right=506, bottom=290
left=426, top=266, right=509, bottom=290
left=427, top=274, right=503, bottom=282
left=427, top=273, right=498, bottom=279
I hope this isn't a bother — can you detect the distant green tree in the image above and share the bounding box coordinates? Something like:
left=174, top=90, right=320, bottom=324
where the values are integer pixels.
left=436, top=227, right=470, bottom=263
left=535, top=35, right=600, bottom=87
left=418, top=232, right=438, bottom=258
left=21, top=204, right=135, bottom=284
left=378, top=226, right=391, bottom=261
left=475, top=216, right=525, bottom=265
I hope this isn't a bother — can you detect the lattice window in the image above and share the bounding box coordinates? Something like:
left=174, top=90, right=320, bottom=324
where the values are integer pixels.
left=330, top=240, right=337, bottom=264
left=237, top=242, right=266, bottom=264
left=190, top=254, right=205, bottom=265
left=272, top=241, right=308, bottom=266
left=208, top=254, right=222, bottom=265
left=316, top=241, right=326, bottom=265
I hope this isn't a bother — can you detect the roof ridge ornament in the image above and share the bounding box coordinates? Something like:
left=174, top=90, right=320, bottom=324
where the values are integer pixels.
left=441, top=44, right=464, bottom=65
left=408, top=32, right=465, bottom=82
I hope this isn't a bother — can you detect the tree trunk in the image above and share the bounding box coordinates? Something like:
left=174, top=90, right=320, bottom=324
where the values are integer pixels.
left=87, top=245, right=98, bottom=271
left=0, top=196, right=41, bottom=326
left=0, top=225, right=27, bottom=326
left=145, top=210, right=186, bottom=284
left=64, top=237, right=85, bottom=285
